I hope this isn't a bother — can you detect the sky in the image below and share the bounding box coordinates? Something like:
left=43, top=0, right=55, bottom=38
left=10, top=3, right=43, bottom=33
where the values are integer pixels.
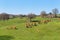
left=0, top=0, right=60, bottom=15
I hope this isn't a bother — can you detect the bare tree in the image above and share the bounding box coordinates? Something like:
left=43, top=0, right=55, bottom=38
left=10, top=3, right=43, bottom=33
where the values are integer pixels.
left=52, top=8, right=59, bottom=17
left=27, top=13, right=36, bottom=22
left=0, top=13, right=9, bottom=20
left=40, top=11, right=47, bottom=18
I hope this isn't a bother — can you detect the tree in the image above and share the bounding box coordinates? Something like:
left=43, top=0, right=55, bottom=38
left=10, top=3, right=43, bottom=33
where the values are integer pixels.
left=0, top=13, right=9, bottom=20
left=49, top=12, right=52, bottom=15
left=52, top=8, right=59, bottom=17
left=18, top=14, right=27, bottom=19
left=19, top=14, right=24, bottom=18
left=40, top=11, right=47, bottom=18
left=27, top=13, right=36, bottom=22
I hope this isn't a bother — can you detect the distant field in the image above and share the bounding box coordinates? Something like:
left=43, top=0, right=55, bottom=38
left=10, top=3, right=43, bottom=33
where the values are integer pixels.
left=0, top=17, right=60, bottom=40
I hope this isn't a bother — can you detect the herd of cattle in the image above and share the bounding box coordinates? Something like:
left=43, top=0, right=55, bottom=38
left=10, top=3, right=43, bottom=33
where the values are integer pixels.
left=25, top=20, right=51, bottom=28
left=6, top=19, right=51, bottom=30
left=0, top=13, right=52, bottom=29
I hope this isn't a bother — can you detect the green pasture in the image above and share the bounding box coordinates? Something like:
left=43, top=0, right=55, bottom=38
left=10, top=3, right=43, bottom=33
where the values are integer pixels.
left=0, top=17, right=60, bottom=40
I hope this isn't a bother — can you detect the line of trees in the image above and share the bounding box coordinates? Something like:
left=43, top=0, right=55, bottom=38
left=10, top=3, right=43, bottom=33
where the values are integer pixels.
left=0, top=8, right=59, bottom=21
left=40, top=8, right=59, bottom=18
left=27, top=8, right=59, bottom=22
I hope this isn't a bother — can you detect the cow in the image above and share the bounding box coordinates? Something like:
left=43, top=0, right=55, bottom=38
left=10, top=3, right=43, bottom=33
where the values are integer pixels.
left=11, top=26, right=17, bottom=29
left=31, top=22, right=37, bottom=26
left=7, top=26, right=17, bottom=30
left=41, top=20, right=51, bottom=24
left=25, top=22, right=32, bottom=28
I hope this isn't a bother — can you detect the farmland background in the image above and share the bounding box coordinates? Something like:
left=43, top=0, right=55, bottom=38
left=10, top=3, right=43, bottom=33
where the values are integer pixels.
left=0, top=17, right=60, bottom=40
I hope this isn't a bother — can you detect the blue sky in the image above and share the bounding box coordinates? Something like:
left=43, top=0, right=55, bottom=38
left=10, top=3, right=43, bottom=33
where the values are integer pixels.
left=0, top=0, right=60, bottom=15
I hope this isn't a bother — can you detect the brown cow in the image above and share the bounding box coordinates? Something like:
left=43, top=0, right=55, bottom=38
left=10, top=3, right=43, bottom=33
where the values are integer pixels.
left=7, top=26, right=17, bottom=30
left=46, top=20, right=51, bottom=22
left=25, top=22, right=32, bottom=28
left=32, top=22, right=37, bottom=26
left=41, top=20, right=51, bottom=24
left=11, top=26, right=17, bottom=29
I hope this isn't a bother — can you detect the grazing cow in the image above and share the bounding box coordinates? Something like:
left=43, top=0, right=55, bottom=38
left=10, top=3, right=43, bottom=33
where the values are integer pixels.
left=7, top=26, right=17, bottom=30
left=11, top=26, right=17, bottom=29
left=43, top=20, right=48, bottom=24
left=25, top=22, right=32, bottom=28
left=46, top=20, right=51, bottom=22
left=30, top=20, right=40, bottom=26
left=41, top=20, right=47, bottom=24
left=32, top=22, right=37, bottom=26
left=41, top=20, right=51, bottom=24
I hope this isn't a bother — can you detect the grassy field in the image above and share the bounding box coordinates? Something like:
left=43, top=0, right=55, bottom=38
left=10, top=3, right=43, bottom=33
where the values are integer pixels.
left=0, top=17, right=60, bottom=40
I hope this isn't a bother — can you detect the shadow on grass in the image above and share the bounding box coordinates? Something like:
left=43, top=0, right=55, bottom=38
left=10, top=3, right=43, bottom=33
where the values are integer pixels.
left=0, top=35, right=14, bottom=40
